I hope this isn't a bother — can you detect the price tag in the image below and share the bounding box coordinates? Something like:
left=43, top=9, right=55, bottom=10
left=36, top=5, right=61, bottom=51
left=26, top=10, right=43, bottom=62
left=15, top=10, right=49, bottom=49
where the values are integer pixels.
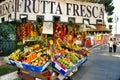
left=16, top=61, right=21, bottom=68
left=55, top=63, right=61, bottom=70
left=35, top=78, right=42, bottom=80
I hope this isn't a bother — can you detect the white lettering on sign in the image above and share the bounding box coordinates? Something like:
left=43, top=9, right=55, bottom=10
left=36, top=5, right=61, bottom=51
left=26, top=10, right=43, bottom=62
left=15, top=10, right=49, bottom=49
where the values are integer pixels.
left=0, top=0, right=105, bottom=24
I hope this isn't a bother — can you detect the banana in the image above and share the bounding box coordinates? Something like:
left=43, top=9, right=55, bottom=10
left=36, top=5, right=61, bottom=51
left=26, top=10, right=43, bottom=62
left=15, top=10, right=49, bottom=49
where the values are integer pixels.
left=37, top=52, right=42, bottom=57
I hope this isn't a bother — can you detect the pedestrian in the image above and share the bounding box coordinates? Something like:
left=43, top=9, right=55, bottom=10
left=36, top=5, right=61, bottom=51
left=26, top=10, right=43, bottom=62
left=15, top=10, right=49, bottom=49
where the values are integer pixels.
left=108, top=38, right=113, bottom=52
left=113, top=38, right=117, bottom=53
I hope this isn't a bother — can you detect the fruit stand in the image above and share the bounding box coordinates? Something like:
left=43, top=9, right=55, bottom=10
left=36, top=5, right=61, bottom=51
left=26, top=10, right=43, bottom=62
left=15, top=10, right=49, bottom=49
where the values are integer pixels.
left=1, top=0, right=105, bottom=79
left=5, top=18, right=90, bottom=79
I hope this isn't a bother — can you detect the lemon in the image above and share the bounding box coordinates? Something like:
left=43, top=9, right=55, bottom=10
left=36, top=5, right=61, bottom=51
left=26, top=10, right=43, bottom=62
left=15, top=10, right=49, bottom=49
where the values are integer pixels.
left=49, top=39, right=53, bottom=45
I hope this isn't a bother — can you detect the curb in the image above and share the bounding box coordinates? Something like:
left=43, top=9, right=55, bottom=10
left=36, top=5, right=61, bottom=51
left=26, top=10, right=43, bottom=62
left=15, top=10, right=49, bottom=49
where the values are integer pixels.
left=0, top=71, right=18, bottom=80
left=88, top=44, right=102, bottom=50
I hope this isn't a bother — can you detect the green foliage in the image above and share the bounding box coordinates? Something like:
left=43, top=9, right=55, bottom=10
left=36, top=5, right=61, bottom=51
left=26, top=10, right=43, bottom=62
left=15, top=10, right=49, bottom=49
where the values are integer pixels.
left=0, top=22, right=16, bottom=40
left=108, top=17, right=113, bottom=22
left=98, top=0, right=114, bottom=15
left=0, top=64, right=17, bottom=76
left=109, top=24, right=112, bottom=30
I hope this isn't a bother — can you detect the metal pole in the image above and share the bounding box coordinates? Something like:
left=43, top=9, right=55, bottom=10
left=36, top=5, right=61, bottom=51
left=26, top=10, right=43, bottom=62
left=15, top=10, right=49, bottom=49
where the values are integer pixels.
left=115, top=14, right=117, bottom=37
left=15, top=0, right=16, bottom=22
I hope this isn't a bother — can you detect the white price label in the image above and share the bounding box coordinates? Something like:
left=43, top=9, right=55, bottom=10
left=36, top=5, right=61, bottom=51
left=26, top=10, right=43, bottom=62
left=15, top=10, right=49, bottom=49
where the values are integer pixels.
left=35, top=78, right=42, bottom=80
left=55, top=63, right=61, bottom=70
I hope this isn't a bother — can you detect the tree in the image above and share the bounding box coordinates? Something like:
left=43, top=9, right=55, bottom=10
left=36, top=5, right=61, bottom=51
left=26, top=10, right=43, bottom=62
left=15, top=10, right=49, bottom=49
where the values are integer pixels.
left=98, top=0, right=114, bottom=15
left=0, top=23, right=16, bottom=40
left=109, top=24, right=112, bottom=30
left=107, top=17, right=113, bottom=22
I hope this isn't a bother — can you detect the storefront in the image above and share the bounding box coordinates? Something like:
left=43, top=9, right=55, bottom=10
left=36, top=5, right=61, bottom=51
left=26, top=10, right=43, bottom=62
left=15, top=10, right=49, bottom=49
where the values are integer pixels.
left=87, top=22, right=109, bottom=44
left=0, top=0, right=105, bottom=79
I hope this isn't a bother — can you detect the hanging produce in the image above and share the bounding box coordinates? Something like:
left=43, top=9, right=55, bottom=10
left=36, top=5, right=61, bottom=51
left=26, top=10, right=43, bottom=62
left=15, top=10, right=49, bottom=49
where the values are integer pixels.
left=25, top=22, right=31, bottom=36
left=22, top=24, right=27, bottom=40
left=16, top=22, right=44, bottom=41
left=16, top=26, right=22, bottom=40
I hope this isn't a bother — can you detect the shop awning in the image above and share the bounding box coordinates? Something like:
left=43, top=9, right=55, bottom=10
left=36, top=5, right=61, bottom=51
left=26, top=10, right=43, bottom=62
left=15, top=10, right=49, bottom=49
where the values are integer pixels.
left=87, top=22, right=109, bottom=32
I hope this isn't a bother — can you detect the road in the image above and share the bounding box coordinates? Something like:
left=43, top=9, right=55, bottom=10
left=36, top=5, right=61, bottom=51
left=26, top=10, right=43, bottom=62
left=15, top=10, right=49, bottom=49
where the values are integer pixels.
left=71, top=44, right=120, bottom=80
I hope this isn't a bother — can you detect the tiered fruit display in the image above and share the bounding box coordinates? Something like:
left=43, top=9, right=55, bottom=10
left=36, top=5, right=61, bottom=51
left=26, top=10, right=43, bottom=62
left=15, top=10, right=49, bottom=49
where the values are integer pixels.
left=8, top=50, right=50, bottom=66
left=62, top=44, right=90, bottom=57
left=22, top=52, right=50, bottom=66
left=54, top=44, right=89, bottom=65
left=8, top=43, right=50, bottom=67
left=53, top=44, right=90, bottom=69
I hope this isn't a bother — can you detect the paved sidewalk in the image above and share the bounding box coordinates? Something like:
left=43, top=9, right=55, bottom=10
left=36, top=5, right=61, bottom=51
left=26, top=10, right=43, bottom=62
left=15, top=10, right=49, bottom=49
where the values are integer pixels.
left=88, top=44, right=103, bottom=50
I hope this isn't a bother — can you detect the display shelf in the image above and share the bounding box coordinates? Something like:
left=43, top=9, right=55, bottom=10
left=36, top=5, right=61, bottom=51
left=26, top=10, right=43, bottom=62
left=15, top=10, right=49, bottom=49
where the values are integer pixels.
left=6, top=58, right=50, bottom=73
left=23, top=40, right=35, bottom=44
left=22, top=61, right=50, bottom=73
left=52, top=57, right=87, bottom=76
left=9, top=59, right=16, bottom=66
left=18, top=68, right=51, bottom=80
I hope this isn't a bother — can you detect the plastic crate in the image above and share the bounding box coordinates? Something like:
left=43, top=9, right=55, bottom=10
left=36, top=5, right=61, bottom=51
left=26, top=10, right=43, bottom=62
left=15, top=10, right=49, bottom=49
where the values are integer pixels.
left=22, top=63, right=32, bottom=70
left=9, top=59, right=16, bottom=66
left=53, top=60, right=66, bottom=70
left=75, top=57, right=87, bottom=67
left=52, top=62, right=67, bottom=75
left=22, top=61, right=50, bottom=72
left=52, top=57, right=88, bottom=75
left=52, top=61, right=74, bottom=75
left=15, top=61, right=23, bottom=68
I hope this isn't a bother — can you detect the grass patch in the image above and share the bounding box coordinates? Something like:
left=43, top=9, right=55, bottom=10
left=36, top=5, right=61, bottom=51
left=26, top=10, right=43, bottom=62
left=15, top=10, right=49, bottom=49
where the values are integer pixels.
left=0, top=64, right=17, bottom=76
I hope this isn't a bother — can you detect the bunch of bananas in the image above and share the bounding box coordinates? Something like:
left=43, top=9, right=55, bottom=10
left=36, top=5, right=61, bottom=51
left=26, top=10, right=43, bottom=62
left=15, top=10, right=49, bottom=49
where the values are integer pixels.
left=8, top=49, right=24, bottom=60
